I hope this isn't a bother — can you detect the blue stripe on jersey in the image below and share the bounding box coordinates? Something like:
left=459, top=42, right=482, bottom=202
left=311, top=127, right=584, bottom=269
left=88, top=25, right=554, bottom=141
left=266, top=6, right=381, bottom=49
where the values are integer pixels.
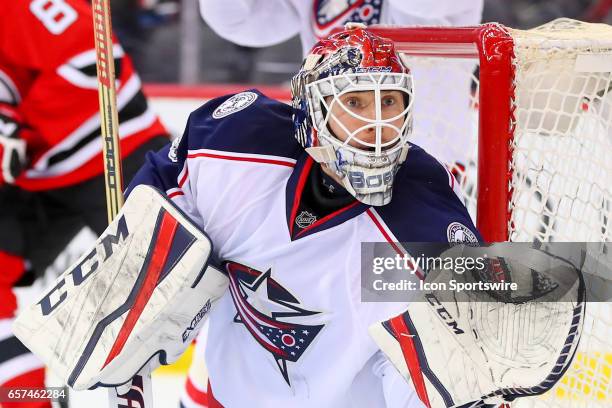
left=376, top=144, right=481, bottom=243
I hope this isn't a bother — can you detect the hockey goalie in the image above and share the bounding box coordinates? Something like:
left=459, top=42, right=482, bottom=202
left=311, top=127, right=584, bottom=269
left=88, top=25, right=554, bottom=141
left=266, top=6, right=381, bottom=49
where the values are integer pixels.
left=13, top=24, right=588, bottom=408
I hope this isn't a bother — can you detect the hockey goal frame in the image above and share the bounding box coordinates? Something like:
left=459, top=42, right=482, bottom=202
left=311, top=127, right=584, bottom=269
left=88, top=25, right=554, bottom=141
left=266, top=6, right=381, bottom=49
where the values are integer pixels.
left=369, top=24, right=514, bottom=242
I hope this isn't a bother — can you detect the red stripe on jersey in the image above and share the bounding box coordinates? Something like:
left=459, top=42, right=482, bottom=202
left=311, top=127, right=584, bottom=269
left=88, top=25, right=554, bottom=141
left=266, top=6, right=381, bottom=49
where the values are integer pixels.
left=103, top=211, right=179, bottom=367
left=168, top=190, right=184, bottom=199
left=207, top=381, right=224, bottom=408
left=187, top=152, right=295, bottom=168
left=178, top=166, right=190, bottom=187
left=16, top=131, right=164, bottom=191
left=185, top=376, right=208, bottom=406
left=366, top=209, right=405, bottom=256
left=389, top=315, right=432, bottom=408
left=366, top=209, right=424, bottom=280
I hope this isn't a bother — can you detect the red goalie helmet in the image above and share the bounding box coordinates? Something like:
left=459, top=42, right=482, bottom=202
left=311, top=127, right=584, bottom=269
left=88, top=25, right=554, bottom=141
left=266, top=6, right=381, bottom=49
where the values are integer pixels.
left=309, top=24, right=407, bottom=75
left=291, top=23, right=414, bottom=206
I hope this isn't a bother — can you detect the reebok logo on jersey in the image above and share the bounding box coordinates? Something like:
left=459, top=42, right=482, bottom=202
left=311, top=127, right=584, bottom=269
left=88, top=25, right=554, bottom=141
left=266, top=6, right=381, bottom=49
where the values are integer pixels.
left=295, top=211, right=317, bottom=229
left=212, top=92, right=258, bottom=119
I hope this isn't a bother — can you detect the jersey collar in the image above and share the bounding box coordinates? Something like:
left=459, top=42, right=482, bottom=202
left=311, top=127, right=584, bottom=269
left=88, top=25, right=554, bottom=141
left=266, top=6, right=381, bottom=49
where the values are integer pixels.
left=285, top=153, right=368, bottom=241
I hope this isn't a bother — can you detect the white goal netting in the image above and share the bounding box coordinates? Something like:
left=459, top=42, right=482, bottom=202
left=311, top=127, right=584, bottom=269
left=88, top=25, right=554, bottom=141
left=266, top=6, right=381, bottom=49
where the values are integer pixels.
left=380, top=19, right=612, bottom=407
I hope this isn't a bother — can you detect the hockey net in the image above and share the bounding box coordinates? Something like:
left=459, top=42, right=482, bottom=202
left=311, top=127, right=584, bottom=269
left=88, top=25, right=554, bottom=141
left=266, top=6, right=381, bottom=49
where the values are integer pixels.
left=371, top=19, right=611, bottom=407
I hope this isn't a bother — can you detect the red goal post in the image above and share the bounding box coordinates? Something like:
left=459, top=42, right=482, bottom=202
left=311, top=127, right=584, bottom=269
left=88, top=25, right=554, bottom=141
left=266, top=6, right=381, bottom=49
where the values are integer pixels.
left=370, top=24, right=514, bottom=242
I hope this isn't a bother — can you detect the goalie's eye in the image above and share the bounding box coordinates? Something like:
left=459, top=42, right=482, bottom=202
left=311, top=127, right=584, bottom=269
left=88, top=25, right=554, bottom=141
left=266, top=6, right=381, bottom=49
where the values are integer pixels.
left=382, top=95, right=398, bottom=107
left=344, top=96, right=362, bottom=108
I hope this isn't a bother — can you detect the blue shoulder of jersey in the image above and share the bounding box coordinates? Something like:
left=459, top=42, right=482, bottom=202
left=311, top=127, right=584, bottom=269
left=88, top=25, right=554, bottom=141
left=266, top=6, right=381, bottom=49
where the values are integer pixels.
left=376, top=144, right=482, bottom=243
left=184, top=89, right=302, bottom=158
left=126, top=90, right=302, bottom=196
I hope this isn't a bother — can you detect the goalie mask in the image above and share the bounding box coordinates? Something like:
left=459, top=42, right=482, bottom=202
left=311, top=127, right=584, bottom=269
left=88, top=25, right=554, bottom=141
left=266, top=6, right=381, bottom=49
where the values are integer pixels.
left=291, top=24, right=413, bottom=206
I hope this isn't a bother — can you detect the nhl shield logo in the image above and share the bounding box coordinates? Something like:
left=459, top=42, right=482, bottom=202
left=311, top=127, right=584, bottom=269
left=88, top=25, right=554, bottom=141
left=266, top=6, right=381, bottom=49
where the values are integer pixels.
left=212, top=91, right=258, bottom=119
left=447, top=222, right=478, bottom=244
left=313, top=0, right=383, bottom=38
left=295, top=211, right=317, bottom=229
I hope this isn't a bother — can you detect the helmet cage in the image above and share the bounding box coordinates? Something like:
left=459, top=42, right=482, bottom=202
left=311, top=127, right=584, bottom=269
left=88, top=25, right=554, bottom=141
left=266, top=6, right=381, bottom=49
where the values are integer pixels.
left=303, top=71, right=414, bottom=206
left=290, top=26, right=415, bottom=206
left=307, top=72, right=413, bottom=158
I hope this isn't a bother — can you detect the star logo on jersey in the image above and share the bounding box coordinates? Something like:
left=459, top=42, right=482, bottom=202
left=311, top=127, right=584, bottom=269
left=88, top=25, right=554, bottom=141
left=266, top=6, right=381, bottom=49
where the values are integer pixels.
left=295, top=211, right=317, bottom=229
left=225, top=261, right=325, bottom=386
left=313, top=0, right=383, bottom=38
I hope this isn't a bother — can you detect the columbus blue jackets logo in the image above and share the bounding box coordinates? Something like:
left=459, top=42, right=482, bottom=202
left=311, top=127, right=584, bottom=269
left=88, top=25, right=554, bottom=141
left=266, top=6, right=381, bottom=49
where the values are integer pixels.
left=447, top=221, right=478, bottom=244
left=212, top=92, right=258, bottom=119
left=313, top=0, right=382, bottom=38
left=225, top=261, right=325, bottom=385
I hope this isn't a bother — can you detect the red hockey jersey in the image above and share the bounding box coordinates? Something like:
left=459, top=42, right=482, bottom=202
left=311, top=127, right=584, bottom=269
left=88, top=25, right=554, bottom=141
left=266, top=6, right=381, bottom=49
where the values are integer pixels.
left=0, top=0, right=167, bottom=190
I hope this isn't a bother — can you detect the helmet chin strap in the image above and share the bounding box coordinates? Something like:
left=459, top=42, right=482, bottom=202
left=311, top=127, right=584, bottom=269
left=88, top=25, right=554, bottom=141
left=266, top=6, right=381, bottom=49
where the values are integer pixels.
left=305, top=145, right=347, bottom=190
left=305, top=145, right=336, bottom=163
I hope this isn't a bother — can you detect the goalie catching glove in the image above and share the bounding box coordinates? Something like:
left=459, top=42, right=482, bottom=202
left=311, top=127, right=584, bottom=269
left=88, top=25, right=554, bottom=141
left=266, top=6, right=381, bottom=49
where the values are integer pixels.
left=369, top=243, right=586, bottom=408
left=13, top=185, right=229, bottom=390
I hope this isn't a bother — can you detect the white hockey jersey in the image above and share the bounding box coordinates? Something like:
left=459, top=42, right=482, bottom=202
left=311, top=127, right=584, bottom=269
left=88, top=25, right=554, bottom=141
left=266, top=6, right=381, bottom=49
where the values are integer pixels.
left=127, top=91, right=480, bottom=407
left=198, top=0, right=483, bottom=53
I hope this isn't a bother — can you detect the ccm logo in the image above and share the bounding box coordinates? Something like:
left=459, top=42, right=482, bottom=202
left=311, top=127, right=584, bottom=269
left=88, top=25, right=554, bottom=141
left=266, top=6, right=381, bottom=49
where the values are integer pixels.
left=38, top=216, right=129, bottom=316
left=425, top=293, right=465, bottom=335
left=348, top=170, right=393, bottom=189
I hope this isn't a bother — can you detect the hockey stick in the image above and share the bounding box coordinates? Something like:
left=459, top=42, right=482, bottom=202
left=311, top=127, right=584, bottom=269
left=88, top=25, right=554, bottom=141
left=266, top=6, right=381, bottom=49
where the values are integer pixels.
left=91, top=0, right=154, bottom=407
left=92, top=0, right=124, bottom=223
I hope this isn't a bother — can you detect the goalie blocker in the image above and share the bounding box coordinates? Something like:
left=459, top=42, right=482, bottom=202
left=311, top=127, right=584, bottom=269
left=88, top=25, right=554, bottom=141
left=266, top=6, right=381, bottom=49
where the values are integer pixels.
left=12, top=185, right=229, bottom=390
